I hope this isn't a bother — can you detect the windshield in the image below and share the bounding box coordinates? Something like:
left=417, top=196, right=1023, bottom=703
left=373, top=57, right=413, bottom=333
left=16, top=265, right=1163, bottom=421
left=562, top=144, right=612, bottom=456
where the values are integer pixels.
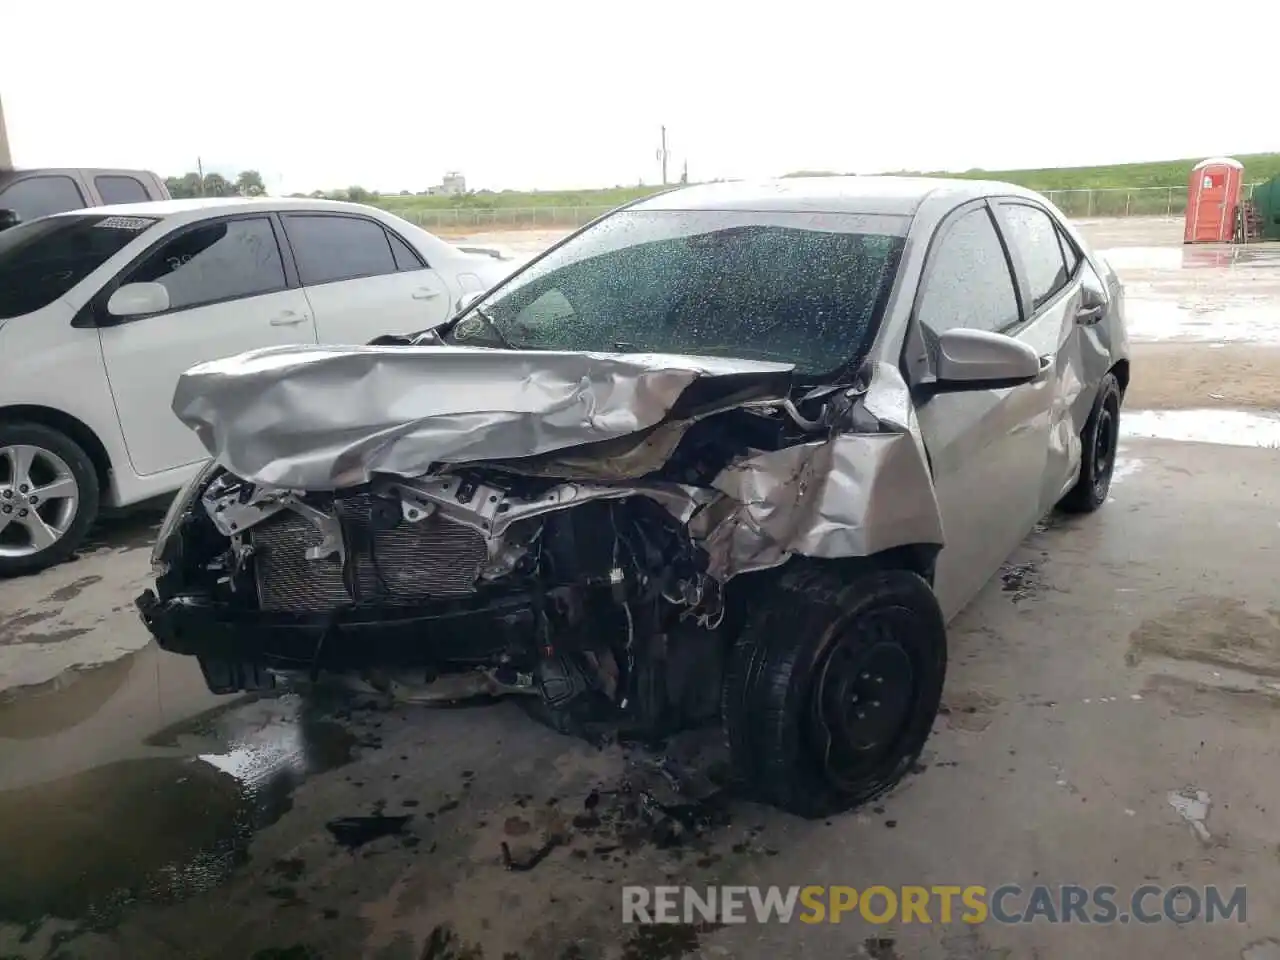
left=448, top=209, right=908, bottom=379
left=0, top=214, right=158, bottom=320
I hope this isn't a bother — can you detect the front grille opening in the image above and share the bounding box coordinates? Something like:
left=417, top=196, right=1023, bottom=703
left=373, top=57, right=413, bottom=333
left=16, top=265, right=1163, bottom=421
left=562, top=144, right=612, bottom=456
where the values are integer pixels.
left=250, top=493, right=487, bottom=613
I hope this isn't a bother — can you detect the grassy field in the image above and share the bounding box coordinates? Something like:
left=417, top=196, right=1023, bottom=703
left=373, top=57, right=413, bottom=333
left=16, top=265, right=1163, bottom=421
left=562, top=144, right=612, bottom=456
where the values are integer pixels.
left=915, top=152, right=1280, bottom=192
left=370, top=152, right=1280, bottom=230
left=371, top=152, right=1280, bottom=215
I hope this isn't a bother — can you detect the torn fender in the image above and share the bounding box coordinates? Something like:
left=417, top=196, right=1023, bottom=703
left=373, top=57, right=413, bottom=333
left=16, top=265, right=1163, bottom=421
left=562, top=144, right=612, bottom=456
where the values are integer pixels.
left=691, top=363, right=944, bottom=578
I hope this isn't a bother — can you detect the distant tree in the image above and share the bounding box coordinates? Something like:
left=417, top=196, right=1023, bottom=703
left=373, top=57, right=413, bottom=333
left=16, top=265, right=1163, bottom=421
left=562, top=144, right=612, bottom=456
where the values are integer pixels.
left=346, top=185, right=370, bottom=203
left=165, top=172, right=205, bottom=198
left=236, top=170, right=266, bottom=196
left=201, top=173, right=235, bottom=197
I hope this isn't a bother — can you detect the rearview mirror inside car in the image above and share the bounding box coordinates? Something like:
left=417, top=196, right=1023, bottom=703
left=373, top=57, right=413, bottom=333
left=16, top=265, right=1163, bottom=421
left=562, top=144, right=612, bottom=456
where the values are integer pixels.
left=106, top=281, right=171, bottom=319
left=934, top=328, right=1043, bottom=387
left=0, top=208, right=20, bottom=232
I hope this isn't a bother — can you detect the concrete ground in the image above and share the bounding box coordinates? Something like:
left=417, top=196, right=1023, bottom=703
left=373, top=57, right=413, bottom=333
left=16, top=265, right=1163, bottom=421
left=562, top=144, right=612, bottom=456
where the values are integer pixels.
left=2, top=217, right=1280, bottom=960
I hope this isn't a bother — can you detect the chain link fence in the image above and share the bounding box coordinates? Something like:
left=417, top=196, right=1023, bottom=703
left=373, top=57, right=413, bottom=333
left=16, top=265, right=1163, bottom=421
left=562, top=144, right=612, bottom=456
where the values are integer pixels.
left=1044, top=182, right=1261, bottom=218
left=390, top=183, right=1265, bottom=231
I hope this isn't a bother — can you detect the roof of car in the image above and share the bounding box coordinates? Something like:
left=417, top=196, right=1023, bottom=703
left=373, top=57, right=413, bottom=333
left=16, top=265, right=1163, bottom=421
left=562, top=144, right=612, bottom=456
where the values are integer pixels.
left=57, top=196, right=387, bottom=219
left=630, top=175, right=1028, bottom=216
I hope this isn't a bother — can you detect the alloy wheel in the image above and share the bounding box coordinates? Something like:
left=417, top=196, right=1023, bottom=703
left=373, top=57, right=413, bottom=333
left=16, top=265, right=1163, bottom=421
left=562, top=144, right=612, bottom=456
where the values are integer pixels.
left=0, top=444, right=81, bottom=558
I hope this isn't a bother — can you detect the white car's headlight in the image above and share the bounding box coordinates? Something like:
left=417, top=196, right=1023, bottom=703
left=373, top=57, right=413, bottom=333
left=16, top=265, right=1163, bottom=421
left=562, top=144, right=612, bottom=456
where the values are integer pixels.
left=151, top=458, right=221, bottom=574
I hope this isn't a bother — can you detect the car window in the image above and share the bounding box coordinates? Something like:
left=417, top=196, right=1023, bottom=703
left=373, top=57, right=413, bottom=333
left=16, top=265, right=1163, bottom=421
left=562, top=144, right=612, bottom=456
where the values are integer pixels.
left=95, top=175, right=151, bottom=205
left=0, top=175, right=86, bottom=222
left=999, top=202, right=1070, bottom=312
left=283, top=214, right=398, bottom=285
left=0, top=214, right=157, bottom=319
left=916, top=206, right=1019, bottom=334
left=387, top=230, right=425, bottom=271
left=452, top=209, right=909, bottom=378
left=1057, top=224, right=1081, bottom=277
left=123, top=217, right=286, bottom=311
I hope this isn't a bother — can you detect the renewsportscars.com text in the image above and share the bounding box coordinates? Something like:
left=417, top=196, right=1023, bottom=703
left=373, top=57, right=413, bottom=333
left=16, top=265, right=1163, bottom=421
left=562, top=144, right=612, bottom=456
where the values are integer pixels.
left=622, top=884, right=1247, bottom=926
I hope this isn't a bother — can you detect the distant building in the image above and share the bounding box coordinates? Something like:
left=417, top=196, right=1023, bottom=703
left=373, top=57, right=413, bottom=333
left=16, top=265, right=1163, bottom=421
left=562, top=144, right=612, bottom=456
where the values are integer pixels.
left=427, top=171, right=466, bottom=197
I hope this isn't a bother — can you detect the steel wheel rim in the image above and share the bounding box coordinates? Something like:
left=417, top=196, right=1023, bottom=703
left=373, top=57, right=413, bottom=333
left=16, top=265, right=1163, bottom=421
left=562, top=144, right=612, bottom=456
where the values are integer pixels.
left=0, top=444, right=80, bottom=558
left=809, top=607, right=919, bottom=790
left=1092, top=405, right=1117, bottom=498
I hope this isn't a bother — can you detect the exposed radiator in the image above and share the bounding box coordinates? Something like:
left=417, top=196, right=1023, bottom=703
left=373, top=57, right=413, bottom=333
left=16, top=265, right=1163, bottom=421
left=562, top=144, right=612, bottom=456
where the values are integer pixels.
left=251, top=492, right=488, bottom=613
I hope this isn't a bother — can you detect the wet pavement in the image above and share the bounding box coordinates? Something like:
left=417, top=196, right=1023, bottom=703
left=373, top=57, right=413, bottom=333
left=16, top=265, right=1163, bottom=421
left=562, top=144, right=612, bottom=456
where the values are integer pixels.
left=0, top=215, right=1277, bottom=958
left=1, top=433, right=1279, bottom=959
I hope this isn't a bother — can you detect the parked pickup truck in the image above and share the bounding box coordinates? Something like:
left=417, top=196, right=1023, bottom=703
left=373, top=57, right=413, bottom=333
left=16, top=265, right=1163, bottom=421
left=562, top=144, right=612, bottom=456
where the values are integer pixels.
left=0, top=168, right=170, bottom=228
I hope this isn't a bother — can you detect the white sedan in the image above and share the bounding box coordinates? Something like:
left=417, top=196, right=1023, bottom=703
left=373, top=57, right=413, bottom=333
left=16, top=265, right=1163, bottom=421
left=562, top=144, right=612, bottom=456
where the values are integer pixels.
left=0, top=197, right=516, bottom=575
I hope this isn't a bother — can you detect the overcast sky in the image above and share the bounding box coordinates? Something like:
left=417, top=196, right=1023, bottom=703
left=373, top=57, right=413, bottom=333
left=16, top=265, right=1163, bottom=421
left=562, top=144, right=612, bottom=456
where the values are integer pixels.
left=4, top=0, right=1275, bottom=195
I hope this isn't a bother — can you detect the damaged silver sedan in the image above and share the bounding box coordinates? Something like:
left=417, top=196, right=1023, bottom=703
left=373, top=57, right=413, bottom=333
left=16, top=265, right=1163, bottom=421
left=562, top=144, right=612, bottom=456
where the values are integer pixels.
left=137, top=177, right=1129, bottom=818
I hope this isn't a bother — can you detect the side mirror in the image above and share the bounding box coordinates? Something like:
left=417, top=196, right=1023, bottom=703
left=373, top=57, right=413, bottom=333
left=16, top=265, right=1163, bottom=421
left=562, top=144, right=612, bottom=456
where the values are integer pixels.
left=935, top=328, right=1042, bottom=387
left=106, top=281, right=171, bottom=319
left=0, top=208, right=20, bottom=232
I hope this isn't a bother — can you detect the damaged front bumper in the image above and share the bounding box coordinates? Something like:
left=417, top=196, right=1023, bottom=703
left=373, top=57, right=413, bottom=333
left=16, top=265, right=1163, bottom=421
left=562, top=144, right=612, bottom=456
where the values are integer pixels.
left=136, top=587, right=538, bottom=672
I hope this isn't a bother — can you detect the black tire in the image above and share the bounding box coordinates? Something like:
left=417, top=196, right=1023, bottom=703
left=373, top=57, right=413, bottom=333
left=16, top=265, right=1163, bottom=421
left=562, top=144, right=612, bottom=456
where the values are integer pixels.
left=722, top=564, right=947, bottom=819
left=0, top=421, right=100, bottom=577
left=1058, top=372, right=1121, bottom=515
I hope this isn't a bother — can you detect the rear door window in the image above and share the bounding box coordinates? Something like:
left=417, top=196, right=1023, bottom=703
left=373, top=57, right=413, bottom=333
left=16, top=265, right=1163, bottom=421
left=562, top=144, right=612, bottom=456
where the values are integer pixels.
left=997, top=202, right=1071, bottom=312
left=916, top=206, right=1020, bottom=334
left=1056, top=224, right=1081, bottom=277
left=95, top=175, right=152, bottom=205
left=0, top=214, right=157, bottom=319
left=282, top=214, right=398, bottom=285
left=122, top=217, right=287, bottom=311
left=0, top=175, right=87, bottom=221
left=388, top=230, right=426, bottom=271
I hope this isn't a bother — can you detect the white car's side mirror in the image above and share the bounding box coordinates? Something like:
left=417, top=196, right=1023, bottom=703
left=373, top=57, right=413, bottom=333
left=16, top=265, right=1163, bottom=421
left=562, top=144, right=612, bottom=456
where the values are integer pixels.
left=935, top=328, right=1043, bottom=387
left=107, top=281, right=171, bottom=319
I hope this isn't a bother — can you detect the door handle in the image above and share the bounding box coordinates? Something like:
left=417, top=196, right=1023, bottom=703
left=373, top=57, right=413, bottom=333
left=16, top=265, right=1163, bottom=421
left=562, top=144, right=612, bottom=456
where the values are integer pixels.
left=412, top=289, right=441, bottom=300
left=270, top=311, right=309, bottom=326
left=1075, top=305, right=1104, bottom=326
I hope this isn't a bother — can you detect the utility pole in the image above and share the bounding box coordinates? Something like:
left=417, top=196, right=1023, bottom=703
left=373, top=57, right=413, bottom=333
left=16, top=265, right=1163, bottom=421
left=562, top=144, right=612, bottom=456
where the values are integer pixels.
left=197, top=156, right=205, bottom=195
left=0, top=93, right=12, bottom=171
left=657, top=125, right=670, bottom=186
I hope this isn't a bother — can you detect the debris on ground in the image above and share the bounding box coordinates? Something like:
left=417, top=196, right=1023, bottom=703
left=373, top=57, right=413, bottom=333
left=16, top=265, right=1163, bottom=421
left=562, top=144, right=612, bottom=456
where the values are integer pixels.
left=324, top=814, right=412, bottom=850
left=1167, top=787, right=1213, bottom=843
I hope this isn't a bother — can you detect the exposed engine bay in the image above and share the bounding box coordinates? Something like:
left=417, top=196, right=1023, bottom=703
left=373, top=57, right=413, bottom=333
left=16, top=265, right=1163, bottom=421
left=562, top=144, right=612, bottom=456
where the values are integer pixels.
left=149, top=403, right=820, bottom=737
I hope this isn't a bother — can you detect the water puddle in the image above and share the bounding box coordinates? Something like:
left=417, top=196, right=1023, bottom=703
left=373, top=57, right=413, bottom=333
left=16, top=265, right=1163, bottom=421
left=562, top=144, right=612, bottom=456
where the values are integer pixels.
left=1124, top=295, right=1280, bottom=344
left=1121, top=409, right=1280, bottom=448
left=0, top=643, right=355, bottom=935
left=1099, top=244, right=1280, bottom=272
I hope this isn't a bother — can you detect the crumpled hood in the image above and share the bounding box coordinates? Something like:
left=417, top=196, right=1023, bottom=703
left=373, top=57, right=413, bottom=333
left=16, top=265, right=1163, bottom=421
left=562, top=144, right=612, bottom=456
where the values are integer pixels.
left=173, top=343, right=795, bottom=490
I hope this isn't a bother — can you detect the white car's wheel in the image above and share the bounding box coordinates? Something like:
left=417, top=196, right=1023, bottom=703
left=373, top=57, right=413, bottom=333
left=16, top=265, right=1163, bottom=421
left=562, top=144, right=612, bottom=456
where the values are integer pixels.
left=0, top=423, right=100, bottom=576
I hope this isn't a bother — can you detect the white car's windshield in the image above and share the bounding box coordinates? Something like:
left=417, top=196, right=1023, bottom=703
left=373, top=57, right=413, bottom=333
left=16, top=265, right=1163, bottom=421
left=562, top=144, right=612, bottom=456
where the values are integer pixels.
left=449, top=209, right=909, bottom=379
left=0, top=214, right=158, bottom=319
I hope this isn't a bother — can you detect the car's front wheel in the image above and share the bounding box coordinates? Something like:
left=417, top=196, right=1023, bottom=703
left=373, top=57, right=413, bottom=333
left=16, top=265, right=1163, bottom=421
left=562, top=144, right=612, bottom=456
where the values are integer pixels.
left=722, top=565, right=947, bottom=819
left=0, top=422, right=100, bottom=577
